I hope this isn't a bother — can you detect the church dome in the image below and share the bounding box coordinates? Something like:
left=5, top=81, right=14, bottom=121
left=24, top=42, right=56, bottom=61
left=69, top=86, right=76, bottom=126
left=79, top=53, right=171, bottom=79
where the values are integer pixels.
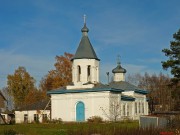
left=112, top=61, right=126, bottom=73
left=81, top=24, right=89, bottom=33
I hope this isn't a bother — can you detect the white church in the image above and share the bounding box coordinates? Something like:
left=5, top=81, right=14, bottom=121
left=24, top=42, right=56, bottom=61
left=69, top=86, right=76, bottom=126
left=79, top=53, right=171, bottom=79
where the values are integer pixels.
left=47, top=20, right=148, bottom=122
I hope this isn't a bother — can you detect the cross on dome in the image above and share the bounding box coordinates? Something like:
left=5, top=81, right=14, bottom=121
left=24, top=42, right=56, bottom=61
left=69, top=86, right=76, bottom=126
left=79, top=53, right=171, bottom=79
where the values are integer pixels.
left=83, top=14, right=86, bottom=24
left=117, top=55, right=121, bottom=65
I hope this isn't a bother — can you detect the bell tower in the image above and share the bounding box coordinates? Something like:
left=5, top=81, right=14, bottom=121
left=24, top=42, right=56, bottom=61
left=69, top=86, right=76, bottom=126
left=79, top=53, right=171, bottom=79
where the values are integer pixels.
left=67, top=15, right=100, bottom=89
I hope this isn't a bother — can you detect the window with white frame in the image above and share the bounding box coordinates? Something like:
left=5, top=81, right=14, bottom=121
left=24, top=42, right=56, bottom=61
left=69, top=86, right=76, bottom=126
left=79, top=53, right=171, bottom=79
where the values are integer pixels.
left=34, top=114, right=39, bottom=122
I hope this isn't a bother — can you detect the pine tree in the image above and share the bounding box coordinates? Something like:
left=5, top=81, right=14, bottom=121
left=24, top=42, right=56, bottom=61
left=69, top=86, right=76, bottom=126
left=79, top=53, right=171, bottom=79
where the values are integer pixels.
left=162, top=29, right=180, bottom=110
left=162, top=29, right=180, bottom=83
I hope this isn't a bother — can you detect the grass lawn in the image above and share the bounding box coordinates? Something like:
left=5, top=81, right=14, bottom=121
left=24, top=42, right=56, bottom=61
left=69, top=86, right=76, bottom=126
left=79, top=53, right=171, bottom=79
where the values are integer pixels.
left=0, top=121, right=139, bottom=135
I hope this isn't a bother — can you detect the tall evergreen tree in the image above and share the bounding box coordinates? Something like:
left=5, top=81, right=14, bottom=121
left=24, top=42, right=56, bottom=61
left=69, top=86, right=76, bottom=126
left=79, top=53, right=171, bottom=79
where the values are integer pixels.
left=162, top=29, right=180, bottom=110
left=162, top=29, right=180, bottom=83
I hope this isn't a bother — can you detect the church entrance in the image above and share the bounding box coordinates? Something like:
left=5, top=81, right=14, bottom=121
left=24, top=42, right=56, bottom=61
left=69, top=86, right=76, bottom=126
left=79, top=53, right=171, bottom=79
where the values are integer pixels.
left=76, top=101, right=85, bottom=122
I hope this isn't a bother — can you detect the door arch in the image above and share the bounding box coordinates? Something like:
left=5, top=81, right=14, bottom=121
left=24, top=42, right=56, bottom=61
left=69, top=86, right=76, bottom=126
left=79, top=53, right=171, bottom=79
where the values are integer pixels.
left=76, top=101, right=85, bottom=122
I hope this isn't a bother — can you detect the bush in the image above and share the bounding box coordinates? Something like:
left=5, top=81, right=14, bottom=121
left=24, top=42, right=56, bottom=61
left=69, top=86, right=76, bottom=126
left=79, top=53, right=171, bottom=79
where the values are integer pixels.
left=87, top=116, right=103, bottom=123
left=3, top=129, right=17, bottom=135
left=168, top=115, right=180, bottom=128
left=48, top=118, right=63, bottom=124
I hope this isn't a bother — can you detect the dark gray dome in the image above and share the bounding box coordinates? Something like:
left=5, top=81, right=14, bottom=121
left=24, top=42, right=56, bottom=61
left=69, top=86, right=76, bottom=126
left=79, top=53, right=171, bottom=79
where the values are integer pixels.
left=81, top=24, right=89, bottom=33
left=112, top=63, right=126, bottom=73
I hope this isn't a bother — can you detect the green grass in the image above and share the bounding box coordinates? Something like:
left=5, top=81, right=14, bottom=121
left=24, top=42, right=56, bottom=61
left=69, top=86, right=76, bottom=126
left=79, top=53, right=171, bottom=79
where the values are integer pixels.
left=0, top=122, right=138, bottom=135
left=0, top=121, right=173, bottom=135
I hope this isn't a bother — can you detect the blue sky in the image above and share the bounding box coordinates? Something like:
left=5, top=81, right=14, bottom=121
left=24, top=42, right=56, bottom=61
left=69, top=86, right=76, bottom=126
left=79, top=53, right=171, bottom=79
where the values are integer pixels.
left=0, top=0, right=180, bottom=89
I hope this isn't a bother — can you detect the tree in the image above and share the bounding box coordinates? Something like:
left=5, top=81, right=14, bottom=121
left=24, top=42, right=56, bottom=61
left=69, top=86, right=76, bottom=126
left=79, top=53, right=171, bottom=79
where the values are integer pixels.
left=24, top=88, right=47, bottom=105
left=7, top=66, right=36, bottom=108
left=100, top=98, right=121, bottom=122
left=162, top=29, right=180, bottom=110
left=40, top=52, right=73, bottom=91
left=127, top=72, right=173, bottom=111
left=162, top=29, right=180, bottom=83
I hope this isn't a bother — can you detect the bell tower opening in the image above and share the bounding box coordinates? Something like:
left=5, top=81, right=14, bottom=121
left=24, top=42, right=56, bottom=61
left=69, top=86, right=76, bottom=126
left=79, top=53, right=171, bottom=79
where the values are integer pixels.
left=77, top=65, right=81, bottom=82
left=87, top=65, right=91, bottom=82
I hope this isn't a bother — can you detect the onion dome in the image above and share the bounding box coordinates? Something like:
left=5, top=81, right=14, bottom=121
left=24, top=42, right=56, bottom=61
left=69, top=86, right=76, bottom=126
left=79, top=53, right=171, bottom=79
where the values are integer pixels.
left=112, top=59, right=126, bottom=73
left=81, top=23, right=89, bottom=33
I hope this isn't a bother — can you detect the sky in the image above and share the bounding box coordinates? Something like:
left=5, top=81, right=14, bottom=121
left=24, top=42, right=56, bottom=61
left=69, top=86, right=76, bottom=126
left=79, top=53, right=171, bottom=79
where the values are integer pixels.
left=0, top=0, right=180, bottom=89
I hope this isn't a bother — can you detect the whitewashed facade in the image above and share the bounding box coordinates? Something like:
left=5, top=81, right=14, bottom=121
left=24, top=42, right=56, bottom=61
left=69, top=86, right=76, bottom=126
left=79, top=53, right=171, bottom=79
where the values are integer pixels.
left=48, top=21, right=149, bottom=122
left=14, top=100, right=50, bottom=123
left=15, top=110, right=50, bottom=123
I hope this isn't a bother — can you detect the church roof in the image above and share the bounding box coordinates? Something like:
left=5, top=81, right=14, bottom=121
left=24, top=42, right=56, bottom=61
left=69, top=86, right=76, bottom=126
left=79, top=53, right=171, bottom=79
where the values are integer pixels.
left=109, top=81, right=148, bottom=95
left=121, top=95, right=135, bottom=101
left=47, top=87, right=124, bottom=95
left=47, top=82, right=147, bottom=95
left=109, top=81, right=138, bottom=91
left=72, top=23, right=100, bottom=61
left=15, top=100, right=50, bottom=111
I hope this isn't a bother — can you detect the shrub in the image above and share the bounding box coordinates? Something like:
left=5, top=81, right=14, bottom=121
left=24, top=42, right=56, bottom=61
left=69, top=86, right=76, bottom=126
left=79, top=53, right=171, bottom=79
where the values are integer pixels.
left=3, top=129, right=17, bottom=135
left=168, top=115, right=180, bottom=128
left=9, top=119, right=15, bottom=125
left=48, top=118, right=63, bottom=124
left=87, top=116, right=103, bottom=123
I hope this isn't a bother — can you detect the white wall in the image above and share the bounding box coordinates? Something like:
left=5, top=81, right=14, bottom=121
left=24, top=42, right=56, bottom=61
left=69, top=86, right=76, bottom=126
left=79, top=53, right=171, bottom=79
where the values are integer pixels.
left=51, top=91, right=110, bottom=121
left=72, top=59, right=99, bottom=85
left=122, top=91, right=149, bottom=120
left=50, top=91, right=148, bottom=122
left=114, top=73, right=125, bottom=82
left=15, top=110, right=50, bottom=123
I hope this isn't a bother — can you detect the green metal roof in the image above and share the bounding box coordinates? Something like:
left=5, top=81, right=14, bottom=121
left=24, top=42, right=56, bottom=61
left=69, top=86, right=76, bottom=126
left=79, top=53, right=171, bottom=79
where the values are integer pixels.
left=72, top=24, right=100, bottom=61
left=134, top=89, right=148, bottom=94
left=121, top=95, right=135, bottom=101
left=47, top=81, right=148, bottom=95
left=47, top=87, right=124, bottom=95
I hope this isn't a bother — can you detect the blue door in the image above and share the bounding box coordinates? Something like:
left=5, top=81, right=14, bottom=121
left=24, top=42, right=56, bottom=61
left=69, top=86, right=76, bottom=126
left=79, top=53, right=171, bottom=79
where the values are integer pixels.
left=76, top=102, right=85, bottom=122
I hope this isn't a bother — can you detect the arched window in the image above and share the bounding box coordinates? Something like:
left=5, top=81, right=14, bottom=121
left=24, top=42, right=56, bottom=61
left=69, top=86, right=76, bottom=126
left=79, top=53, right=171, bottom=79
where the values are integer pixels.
left=77, top=65, right=81, bottom=81
left=87, top=65, right=91, bottom=81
